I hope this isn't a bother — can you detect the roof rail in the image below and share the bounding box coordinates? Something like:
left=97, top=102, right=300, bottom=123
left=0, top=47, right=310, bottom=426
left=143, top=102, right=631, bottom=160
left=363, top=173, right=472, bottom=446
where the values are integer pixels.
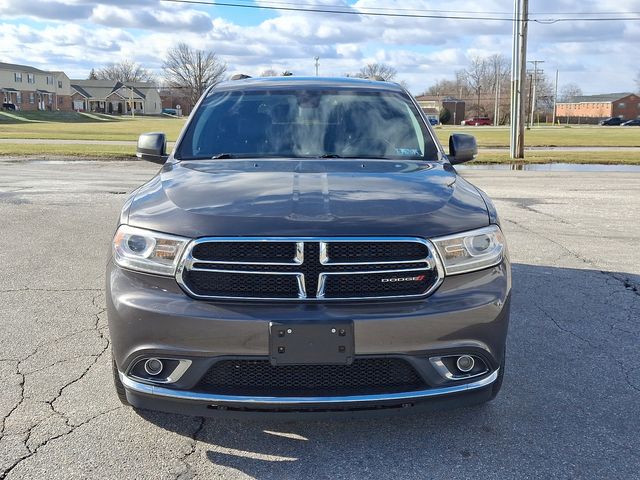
left=230, top=74, right=252, bottom=80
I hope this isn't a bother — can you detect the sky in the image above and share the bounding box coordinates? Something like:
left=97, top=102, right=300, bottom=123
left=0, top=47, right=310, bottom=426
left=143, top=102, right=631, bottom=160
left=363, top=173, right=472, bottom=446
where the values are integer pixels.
left=0, top=0, right=639, bottom=95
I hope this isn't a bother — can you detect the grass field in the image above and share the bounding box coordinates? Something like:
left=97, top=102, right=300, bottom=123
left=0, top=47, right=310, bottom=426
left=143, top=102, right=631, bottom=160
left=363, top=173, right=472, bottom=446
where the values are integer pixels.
left=0, top=112, right=639, bottom=146
left=0, top=114, right=186, bottom=141
left=1, top=143, right=637, bottom=164
left=433, top=125, right=640, bottom=148
left=0, top=112, right=639, bottom=162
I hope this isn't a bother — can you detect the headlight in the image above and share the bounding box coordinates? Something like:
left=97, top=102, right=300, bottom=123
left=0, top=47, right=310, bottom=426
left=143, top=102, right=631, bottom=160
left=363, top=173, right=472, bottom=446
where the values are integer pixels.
left=112, top=225, right=190, bottom=276
left=431, top=225, right=506, bottom=275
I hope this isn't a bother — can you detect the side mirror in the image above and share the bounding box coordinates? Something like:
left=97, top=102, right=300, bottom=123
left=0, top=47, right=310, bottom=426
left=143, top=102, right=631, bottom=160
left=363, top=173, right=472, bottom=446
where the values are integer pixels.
left=136, top=132, right=167, bottom=164
left=448, top=133, right=478, bottom=165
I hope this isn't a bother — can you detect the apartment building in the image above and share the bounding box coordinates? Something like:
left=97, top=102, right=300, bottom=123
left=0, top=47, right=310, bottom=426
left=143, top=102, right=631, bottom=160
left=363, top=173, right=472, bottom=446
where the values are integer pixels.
left=0, top=62, right=72, bottom=111
left=555, top=93, right=640, bottom=122
left=70, top=79, right=162, bottom=115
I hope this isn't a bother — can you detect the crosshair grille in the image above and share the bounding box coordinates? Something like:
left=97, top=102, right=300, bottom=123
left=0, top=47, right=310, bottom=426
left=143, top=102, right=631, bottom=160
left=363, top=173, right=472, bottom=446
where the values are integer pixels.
left=176, top=238, right=442, bottom=301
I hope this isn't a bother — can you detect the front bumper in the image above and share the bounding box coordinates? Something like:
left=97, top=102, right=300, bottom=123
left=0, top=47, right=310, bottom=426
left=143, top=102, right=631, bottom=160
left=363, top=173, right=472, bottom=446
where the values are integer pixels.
left=107, top=259, right=510, bottom=415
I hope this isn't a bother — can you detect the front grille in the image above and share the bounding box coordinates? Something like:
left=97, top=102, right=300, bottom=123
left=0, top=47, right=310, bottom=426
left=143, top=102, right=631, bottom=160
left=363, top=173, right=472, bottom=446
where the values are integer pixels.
left=326, top=242, right=428, bottom=263
left=195, top=358, right=427, bottom=396
left=178, top=237, right=442, bottom=300
left=185, top=271, right=300, bottom=299
left=192, top=242, right=297, bottom=263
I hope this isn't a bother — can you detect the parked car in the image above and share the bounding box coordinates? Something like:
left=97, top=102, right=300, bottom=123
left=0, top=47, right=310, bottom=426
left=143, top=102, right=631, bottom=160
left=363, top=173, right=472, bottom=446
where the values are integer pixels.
left=621, top=119, right=640, bottom=126
left=161, top=108, right=178, bottom=115
left=599, top=117, right=623, bottom=126
left=108, top=77, right=511, bottom=418
left=2, top=102, right=17, bottom=111
left=427, top=116, right=439, bottom=126
left=461, top=116, right=491, bottom=126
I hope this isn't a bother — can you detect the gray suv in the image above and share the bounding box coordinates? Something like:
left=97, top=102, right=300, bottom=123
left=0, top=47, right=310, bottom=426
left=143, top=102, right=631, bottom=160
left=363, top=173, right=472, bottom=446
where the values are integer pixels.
left=107, top=77, right=511, bottom=417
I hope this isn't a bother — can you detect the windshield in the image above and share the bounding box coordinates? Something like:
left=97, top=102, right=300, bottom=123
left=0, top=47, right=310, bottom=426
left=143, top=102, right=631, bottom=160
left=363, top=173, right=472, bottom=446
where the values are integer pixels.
left=176, top=89, right=438, bottom=160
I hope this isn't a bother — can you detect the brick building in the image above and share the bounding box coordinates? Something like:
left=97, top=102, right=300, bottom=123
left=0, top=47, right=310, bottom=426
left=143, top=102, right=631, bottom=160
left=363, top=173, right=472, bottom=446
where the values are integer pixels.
left=0, top=62, right=72, bottom=111
left=555, top=93, right=640, bottom=123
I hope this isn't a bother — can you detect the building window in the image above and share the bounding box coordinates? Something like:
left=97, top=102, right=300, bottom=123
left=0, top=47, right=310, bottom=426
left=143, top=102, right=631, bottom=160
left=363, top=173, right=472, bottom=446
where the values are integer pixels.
left=16, top=92, right=22, bottom=104
left=27, top=73, right=35, bottom=84
left=46, top=75, right=54, bottom=85
left=618, top=102, right=626, bottom=108
left=58, top=80, right=63, bottom=88
left=14, top=72, right=22, bottom=82
left=29, top=93, right=34, bottom=104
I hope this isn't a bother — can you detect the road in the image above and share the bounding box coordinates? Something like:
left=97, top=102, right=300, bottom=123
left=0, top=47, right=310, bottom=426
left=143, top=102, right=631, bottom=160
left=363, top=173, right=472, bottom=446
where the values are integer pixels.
left=0, top=159, right=638, bottom=479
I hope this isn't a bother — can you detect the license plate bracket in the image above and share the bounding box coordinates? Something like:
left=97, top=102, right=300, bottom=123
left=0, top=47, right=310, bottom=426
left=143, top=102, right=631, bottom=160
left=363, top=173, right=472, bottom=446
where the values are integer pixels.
left=269, top=321, right=354, bottom=366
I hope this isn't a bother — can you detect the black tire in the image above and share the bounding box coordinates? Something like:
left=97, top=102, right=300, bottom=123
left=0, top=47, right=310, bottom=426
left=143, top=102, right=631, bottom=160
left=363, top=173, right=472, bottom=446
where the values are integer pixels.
left=488, top=348, right=506, bottom=401
left=112, top=358, right=131, bottom=406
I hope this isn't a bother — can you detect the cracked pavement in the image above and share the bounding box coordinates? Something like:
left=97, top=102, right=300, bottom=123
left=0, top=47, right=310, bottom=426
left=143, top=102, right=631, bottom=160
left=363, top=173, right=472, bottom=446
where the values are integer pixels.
left=0, top=158, right=638, bottom=479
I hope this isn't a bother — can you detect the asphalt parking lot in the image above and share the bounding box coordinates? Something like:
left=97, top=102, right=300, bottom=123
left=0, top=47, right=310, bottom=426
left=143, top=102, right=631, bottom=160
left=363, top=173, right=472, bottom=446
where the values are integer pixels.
left=0, top=158, right=638, bottom=479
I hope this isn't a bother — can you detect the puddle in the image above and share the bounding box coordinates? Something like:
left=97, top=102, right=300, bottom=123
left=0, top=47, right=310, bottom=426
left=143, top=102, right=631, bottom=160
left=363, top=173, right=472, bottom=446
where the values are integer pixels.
left=458, top=163, right=640, bottom=172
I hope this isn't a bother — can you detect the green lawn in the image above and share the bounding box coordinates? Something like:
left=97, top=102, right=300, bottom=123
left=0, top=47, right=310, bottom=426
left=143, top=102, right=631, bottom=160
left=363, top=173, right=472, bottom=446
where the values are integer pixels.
left=1, top=142, right=638, bottom=164
left=0, top=115, right=186, bottom=141
left=433, top=126, right=640, bottom=148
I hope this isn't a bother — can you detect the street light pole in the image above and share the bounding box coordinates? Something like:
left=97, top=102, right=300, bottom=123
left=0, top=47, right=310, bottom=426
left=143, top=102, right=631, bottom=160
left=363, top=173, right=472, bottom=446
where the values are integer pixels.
left=527, top=60, right=544, bottom=127
left=314, top=56, right=320, bottom=76
left=552, top=69, right=559, bottom=125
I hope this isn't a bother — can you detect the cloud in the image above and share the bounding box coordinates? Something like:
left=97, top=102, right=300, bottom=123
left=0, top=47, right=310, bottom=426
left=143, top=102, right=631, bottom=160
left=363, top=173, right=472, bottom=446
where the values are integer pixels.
left=0, top=0, right=639, bottom=93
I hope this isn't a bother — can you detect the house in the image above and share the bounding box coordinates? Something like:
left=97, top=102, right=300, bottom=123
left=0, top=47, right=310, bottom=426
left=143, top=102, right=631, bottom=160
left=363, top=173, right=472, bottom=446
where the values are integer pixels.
left=70, top=79, right=162, bottom=115
left=0, top=62, right=72, bottom=111
left=555, top=93, right=640, bottom=122
left=415, top=95, right=466, bottom=125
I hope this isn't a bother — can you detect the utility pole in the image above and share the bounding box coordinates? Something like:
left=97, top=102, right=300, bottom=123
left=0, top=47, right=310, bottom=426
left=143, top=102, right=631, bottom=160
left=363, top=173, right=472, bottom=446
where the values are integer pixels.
left=552, top=69, right=559, bottom=125
left=314, top=56, right=320, bottom=76
left=493, top=62, right=500, bottom=125
left=527, top=60, right=544, bottom=127
left=510, top=0, right=528, bottom=159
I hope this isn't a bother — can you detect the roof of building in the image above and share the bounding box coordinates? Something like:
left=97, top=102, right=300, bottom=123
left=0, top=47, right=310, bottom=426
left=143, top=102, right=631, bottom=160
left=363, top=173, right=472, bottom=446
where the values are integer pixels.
left=562, top=92, right=635, bottom=104
left=70, top=79, right=156, bottom=100
left=0, top=62, right=51, bottom=74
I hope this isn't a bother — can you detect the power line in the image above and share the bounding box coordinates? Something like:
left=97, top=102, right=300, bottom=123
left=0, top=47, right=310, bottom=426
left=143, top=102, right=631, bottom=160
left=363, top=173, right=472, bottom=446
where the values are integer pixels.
left=161, top=0, right=640, bottom=22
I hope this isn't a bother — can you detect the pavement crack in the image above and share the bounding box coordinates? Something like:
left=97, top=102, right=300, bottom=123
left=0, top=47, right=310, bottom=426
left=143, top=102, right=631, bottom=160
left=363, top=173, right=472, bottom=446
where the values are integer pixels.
left=0, top=362, right=24, bottom=439
left=535, top=303, right=640, bottom=394
left=504, top=217, right=640, bottom=297
left=0, top=407, right=123, bottom=480
left=175, top=417, right=206, bottom=480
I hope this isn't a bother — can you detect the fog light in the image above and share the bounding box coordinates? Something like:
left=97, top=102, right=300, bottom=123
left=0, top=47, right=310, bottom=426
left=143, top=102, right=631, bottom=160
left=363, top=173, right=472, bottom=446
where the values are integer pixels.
left=144, top=358, right=164, bottom=376
left=456, top=355, right=475, bottom=373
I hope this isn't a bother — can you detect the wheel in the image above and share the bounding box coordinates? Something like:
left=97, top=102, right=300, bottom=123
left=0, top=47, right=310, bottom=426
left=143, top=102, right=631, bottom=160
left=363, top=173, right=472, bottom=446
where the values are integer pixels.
left=488, top=348, right=506, bottom=401
left=112, top=357, right=131, bottom=406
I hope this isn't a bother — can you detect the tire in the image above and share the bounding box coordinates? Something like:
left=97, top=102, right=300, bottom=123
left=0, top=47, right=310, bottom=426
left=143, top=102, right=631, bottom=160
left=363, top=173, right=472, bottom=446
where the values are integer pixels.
left=112, top=358, right=131, bottom=406
left=488, top=348, right=506, bottom=401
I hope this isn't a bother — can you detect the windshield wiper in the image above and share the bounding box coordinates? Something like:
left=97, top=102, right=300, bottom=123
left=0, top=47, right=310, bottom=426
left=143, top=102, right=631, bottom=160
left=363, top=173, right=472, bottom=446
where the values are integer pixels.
left=210, top=153, right=235, bottom=159
left=319, top=154, right=342, bottom=158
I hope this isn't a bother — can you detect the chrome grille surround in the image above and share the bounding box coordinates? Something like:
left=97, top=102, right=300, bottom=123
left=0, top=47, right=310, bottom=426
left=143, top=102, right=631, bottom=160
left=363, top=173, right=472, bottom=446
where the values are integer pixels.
left=175, top=237, right=445, bottom=301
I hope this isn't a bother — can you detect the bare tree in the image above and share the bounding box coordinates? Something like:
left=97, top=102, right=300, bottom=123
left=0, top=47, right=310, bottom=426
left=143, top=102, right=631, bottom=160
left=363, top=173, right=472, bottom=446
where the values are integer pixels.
left=559, top=83, right=583, bottom=102
left=260, top=69, right=278, bottom=77
left=355, top=63, right=398, bottom=81
left=87, top=68, right=98, bottom=80
left=163, top=42, right=227, bottom=108
left=464, top=56, right=489, bottom=115
left=96, top=60, right=155, bottom=83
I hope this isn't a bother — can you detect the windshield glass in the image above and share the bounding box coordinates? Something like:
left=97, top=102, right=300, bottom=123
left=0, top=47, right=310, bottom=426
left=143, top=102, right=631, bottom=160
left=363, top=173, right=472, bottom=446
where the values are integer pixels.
left=176, top=89, right=438, bottom=160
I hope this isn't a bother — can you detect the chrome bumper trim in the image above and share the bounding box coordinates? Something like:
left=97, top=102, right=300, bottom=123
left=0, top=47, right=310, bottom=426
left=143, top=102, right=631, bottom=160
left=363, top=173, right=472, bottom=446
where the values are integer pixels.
left=120, top=370, right=497, bottom=405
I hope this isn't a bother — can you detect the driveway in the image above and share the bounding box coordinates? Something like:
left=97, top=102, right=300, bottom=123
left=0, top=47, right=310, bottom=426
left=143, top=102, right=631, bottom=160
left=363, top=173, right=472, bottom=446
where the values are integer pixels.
left=0, top=159, right=638, bottom=479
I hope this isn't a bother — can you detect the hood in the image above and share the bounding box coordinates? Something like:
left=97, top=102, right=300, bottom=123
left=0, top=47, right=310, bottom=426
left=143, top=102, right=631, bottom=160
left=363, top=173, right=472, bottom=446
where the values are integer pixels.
left=127, top=159, right=489, bottom=238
